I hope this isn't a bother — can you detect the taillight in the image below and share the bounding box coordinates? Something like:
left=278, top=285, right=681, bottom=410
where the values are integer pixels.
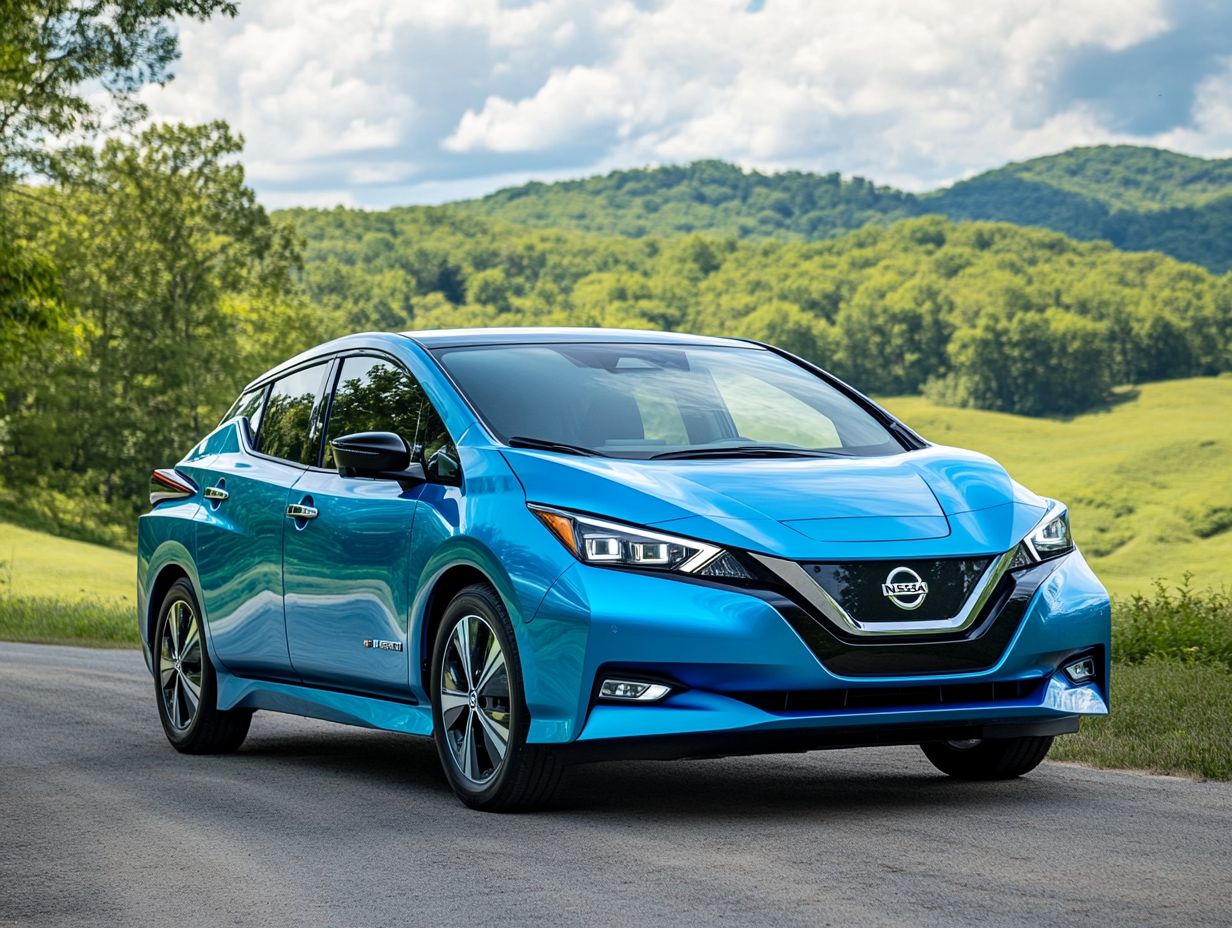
left=149, top=469, right=198, bottom=506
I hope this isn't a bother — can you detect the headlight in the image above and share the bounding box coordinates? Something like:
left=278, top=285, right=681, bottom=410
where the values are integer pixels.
left=529, top=505, right=752, bottom=579
left=1011, top=504, right=1074, bottom=569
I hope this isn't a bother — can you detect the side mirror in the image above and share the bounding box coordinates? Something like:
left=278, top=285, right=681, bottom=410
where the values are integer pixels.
left=331, top=431, right=425, bottom=488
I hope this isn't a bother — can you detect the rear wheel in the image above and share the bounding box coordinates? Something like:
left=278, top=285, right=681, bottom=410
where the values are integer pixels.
left=430, top=583, right=563, bottom=811
left=920, top=736, right=1053, bottom=780
left=154, top=578, right=252, bottom=754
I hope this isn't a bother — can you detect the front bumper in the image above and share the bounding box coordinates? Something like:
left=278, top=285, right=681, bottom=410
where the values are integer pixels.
left=523, top=549, right=1111, bottom=749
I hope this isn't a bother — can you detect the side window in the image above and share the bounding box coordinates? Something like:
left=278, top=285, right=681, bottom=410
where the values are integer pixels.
left=324, top=356, right=460, bottom=482
left=220, top=386, right=266, bottom=442
left=257, top=363, right=331, bottom=465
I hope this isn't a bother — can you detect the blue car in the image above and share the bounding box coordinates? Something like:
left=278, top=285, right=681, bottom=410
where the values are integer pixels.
left=138, top=328, right=1110, bottom=810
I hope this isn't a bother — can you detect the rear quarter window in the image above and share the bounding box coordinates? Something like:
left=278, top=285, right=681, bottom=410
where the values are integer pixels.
left=220, top=387, right=266, bottom=442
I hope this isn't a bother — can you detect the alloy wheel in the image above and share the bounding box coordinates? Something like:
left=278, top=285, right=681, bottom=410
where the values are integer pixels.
left=159, top=599, right=204, bottom=731
left=439, top=614, right=511, bottom=785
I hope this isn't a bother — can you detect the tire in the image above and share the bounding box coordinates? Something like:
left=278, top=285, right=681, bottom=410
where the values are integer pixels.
left=430, top=583, right=564, bottom=811
left=153, top=578, right=252, bottom=754
left=920, top=736, right=1053, bottom=780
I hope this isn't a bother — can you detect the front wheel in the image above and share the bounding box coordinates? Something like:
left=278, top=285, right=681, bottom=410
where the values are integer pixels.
left=430, top=584, right=563, bottom=811
left=154, top=578, right=252, bottom=754
left=920, top=736, right=1053, bottom=780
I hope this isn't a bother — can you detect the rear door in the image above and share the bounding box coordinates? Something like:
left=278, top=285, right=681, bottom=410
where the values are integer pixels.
left=195, top=361, right=333, bottom=679
left=282, top=353, right=459, bottom=698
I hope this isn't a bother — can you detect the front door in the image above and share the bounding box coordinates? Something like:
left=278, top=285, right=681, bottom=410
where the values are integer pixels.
left=283, top=354, right=459, bottom=699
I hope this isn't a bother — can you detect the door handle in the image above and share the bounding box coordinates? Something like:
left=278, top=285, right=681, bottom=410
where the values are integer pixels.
left=286, top=502, right=318, bottom=520
left=203, top=485, right=229, bottom=502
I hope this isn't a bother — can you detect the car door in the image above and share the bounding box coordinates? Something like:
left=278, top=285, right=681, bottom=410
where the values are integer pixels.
left=195, top=361, right=334, bottom=679
left=282, top=353, right=461, bottom=698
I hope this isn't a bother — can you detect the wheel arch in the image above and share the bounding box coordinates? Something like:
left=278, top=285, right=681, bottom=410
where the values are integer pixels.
left=415, top=562, right=503, bottom=695
left=142, top=546, right=209, bottom=668
left=411, top=536, right=539, bottom=697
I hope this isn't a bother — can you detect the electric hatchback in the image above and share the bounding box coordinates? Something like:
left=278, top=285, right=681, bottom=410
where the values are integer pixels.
left=138, top=328, right=1110, bottom=810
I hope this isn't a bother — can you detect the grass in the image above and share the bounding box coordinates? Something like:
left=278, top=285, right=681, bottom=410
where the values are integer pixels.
left=881, top=376, right=1232, bottom=599
left=0, top=519, right=138, bottom=647
left=1051, top=659, right=1232, bottom=780
left=0, top=595, right=136, bottom=648
left=0, top=520, right=136, bottom=604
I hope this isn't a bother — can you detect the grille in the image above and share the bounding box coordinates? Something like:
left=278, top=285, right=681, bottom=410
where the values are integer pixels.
left=803, top=556, right=992, bottom=623
left=734, top=678, right=1043, bottom=714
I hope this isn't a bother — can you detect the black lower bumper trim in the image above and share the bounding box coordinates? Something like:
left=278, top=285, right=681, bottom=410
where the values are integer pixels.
left=562, top=715, right=1080, bottom=764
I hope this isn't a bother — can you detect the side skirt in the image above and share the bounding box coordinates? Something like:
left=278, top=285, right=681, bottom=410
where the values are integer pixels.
left=216, top=673, right=433, bottom=737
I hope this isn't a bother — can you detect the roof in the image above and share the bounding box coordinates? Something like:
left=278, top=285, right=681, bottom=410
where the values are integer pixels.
left=242, top=327, right=761, bottom=392
left=400, top=326, right=759, bottom=350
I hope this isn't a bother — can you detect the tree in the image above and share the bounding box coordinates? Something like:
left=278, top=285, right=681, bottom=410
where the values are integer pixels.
left=0, top=0, right=239, bottom=379
left=738, top=301, right=832, bottom=364
left=3, top=121, right=301, bottom=514
left=0, top=0, right=238, bottom=184
left=929, top=310, right=1115, bottom=416
left=0, top=201, right=61, bottom=369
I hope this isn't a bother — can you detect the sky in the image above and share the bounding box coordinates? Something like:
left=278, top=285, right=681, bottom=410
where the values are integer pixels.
left=139, top=0, right=1232, bottom=209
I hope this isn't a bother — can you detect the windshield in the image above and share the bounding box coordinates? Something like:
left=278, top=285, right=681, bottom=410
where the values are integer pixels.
left=433, top=342, right=903, bottom=459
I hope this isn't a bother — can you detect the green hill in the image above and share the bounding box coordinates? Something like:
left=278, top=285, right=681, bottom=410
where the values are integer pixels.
left=938, top=145, right=1232, bottom=213
left=928, top=146, right=1232, bottom=272
left=454, top=146, right=1232, bottom=271
left=455, top=159, right=918, bottom=240
left=882, top=377, right=1232, bottom=598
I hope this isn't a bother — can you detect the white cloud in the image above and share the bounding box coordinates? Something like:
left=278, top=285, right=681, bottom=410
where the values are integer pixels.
left=1155, top=57, right=1232, bottom=155
left=445, top=66, right=627, bottom=153
left=139, top=0, right=1228, bottom=207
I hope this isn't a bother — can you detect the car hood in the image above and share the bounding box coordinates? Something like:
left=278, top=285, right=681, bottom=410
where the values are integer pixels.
left=501, top=445, right=1049, bottom=560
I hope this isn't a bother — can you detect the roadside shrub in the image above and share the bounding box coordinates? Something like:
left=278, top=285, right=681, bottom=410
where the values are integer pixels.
left=1112, top=576, right=1232, bottom=668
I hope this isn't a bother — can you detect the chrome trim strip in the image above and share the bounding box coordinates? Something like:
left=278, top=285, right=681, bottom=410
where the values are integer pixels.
left=750, top=547, right=1018, bottom=636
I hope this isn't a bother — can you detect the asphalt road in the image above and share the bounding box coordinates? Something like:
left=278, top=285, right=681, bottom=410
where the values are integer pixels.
left=2, top=642, right=1230, bottom=928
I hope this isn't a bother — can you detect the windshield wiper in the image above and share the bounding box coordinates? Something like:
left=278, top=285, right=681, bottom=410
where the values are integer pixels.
left=507, top=436, right=609, bottom=457
left=650, top=445, right=851, bottom=460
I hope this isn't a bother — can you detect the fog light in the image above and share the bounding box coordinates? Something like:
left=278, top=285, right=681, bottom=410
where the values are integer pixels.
left=600, top=679, right=671, bottom=701
left=1063, top=656, right=1097, bottom=685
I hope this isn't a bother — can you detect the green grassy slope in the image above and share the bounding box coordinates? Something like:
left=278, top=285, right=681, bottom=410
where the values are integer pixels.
left=881, top=377, right=1231, bottom=598
left=0, top=521, right=135, bottom=604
